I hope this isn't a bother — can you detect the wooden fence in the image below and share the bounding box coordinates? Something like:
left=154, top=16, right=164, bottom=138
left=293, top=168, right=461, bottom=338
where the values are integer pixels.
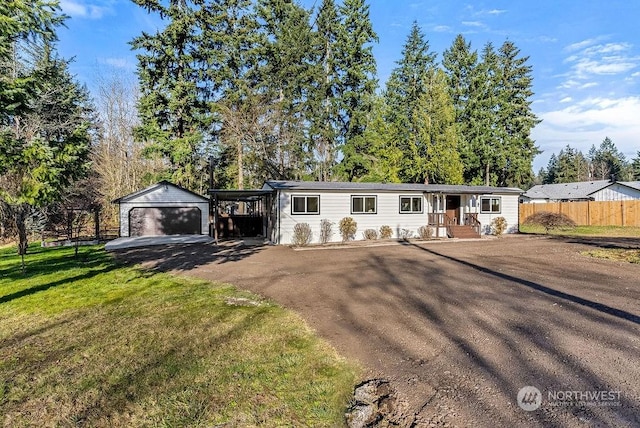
left=519, top=200, right=640, bottom=227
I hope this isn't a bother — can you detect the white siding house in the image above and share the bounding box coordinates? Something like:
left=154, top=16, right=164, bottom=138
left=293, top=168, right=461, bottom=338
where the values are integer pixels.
left=590, top=182, right=640, bottom=201
left=521, top=180, right=640, bottom=203
left=114, top=181, right=209, bottom=237
left=262, top=181, right=522, bottom=245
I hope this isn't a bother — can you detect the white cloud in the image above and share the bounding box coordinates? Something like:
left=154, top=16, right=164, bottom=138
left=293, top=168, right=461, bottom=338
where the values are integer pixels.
left=532, top=96, right=640, bottom=168
left=462, top=21, right=485, bottom=28
left=433, top=25, right=451, bottom=32
left=60, top=0, right=110, bottom=19
left=560, top=97, right=572, bottom=103
left=487, top=9, right=506, bottom=15
left=579, top=82, right=598, bottom=89
left=99, top=57, right=133, bottom=69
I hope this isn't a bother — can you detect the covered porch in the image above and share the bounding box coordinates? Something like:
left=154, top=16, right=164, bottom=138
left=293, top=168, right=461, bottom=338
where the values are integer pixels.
left=426, top=193, right=483, bottom=238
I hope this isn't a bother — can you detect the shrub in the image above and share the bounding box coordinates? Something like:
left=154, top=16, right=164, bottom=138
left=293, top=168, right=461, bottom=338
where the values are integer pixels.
left=362, top=229, right=378, bottom=240
left=523, top=211, right=577, bottom=234
left=292, top=223, right=312, bottom=246
left=379, top=225, right=393, bottom=239
left=338, top=217, right=358, bottom=242
left=319, top=219, right=333, bottom=244
left=399, top=228, right=413, bottom=240
left=417, top=225, right=433, bottom=240
left=490, top=217, right=508, bottom=236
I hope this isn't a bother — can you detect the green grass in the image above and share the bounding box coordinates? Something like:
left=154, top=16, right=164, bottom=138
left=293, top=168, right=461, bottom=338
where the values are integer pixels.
left=0, top=245, right=358, bottom=427
left=519, top=224, right=640, bottom=237
left=582, top=248, right=640, bottom=264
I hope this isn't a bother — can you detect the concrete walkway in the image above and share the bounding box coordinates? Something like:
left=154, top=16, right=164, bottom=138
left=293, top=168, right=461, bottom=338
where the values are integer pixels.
left=105, top=235, right=214, bottom=251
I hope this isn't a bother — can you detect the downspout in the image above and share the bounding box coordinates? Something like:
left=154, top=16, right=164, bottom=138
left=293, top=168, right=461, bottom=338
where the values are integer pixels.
left=277, top=189, right=281, bottom=245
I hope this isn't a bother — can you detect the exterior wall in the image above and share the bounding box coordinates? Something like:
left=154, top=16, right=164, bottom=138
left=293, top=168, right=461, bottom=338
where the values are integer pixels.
left=118, top=185, right=209, bottom=237
left=591, top=184, right=640, bottom=201
left=276, top=190, right=432, bottom=245
left=475, top=194, right=520, bottom=234
left=274, top=190, right=520, bottom=244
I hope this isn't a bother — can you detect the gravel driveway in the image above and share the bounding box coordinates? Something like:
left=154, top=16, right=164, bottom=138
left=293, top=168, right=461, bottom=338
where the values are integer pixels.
left=116, top=235, right=640, bottom=427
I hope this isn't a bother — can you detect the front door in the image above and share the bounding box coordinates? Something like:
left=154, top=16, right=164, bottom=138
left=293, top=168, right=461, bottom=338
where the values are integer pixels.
left=445, top=195, right=461, bottom=225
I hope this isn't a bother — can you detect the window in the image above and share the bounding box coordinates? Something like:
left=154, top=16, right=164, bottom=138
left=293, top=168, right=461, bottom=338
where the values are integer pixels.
left=400, top=196, right=423, bottom=213
left=480, top=196, right=501, bottom=213
left=291, top=195, right=320, bottom=214
left=351, top=195, right=377, bottom=214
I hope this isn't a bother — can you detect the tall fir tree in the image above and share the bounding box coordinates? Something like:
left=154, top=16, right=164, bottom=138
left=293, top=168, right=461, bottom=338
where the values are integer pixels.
left=131, top=0, right=211, bottom=190
left=494, top=40, right=541, bottom=187
left=199, top=0, right=262, bottom=189
left=309, top=0, right=341, bottom=181
left=588, top=137, right=629, bottom=181
left=631, top=151, right=640, bottom=180
left=408, top=69, right=463, bottom=184
left=334, top=0, right=378, bottom=181
left=442, top=34, right=479, bottom=183
left=256, top=0, right=316, bottom=181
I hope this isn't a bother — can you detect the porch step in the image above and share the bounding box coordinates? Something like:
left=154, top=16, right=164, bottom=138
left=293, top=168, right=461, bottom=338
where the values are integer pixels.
left=448, top=225, right=481, bottom=239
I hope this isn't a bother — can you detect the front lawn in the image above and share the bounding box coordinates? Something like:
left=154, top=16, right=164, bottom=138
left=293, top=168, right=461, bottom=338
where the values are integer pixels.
left=0, top=245, right=358, bottom=426
left=518, top=224, right=640, bottom=237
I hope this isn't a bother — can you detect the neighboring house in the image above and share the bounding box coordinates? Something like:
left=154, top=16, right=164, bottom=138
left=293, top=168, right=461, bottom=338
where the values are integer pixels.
left=114, top=181, right=209, bottom=237
left=521, top=180, right=640, bottom=203
left=246, top=181, right=522, bottom=245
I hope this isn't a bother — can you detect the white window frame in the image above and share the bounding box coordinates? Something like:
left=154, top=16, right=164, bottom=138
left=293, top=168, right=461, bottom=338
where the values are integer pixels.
left=291, top=195, right=320, bottom=215
left=399, top=196, right=423, bottom=214
left=351, top=195, right=377, bottom=214
left=480, top=196, right=501, bottom=214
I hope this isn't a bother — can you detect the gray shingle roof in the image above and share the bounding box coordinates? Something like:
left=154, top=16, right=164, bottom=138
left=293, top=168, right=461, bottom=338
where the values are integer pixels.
left=264, top=180, right=523, bottom=194
left=113, top=180, right=208, bottom=203
left=619, top=181, right=640, bottom=192
left=522, top=180, right=612, bottom=201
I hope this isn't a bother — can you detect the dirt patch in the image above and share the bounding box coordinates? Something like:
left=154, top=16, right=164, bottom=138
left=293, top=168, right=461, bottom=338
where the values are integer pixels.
left=115, top=236, right=640, bottom=427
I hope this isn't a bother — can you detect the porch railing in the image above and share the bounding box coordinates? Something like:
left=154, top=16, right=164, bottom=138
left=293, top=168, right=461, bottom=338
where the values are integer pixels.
left=464, top=213, right=481, bottom=236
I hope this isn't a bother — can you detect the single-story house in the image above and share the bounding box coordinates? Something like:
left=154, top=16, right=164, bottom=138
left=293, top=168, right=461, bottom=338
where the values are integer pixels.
left=210, top=180, right=523, bottom=245
left=521, top=180, right=640, bottom=203
left=114, top=181, right=209, bottom=237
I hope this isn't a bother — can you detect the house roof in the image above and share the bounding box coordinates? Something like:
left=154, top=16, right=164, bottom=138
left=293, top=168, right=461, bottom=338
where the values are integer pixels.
left=264, top=180, right=523, bottom=194
left=522, top=180, right=615, bottom=201
left=618, top=181, right=640, bottom=192
left=113, top=180, right=209, bottom=203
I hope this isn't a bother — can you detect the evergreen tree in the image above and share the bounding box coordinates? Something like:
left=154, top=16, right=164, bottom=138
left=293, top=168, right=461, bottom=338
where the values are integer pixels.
left=334, top=0, right=378, bottom=181
left=408, top=69, right=463, bottom=184
left=309, top=0, right=341, bottom=181
left=543, top=153, right=558, bottom=184
left=201, top=0, right=263, bottom=189
left=442, top=34, right=480, bottom=184
left=354, top=95, right=403, bottom=183
left=494, top=40, right=540, bottom=187
left=256, top=0, right=316, bottom=180
left=1, top=39, right=92, bottom=265
left=588, top=137, right=628, bottom=181
left=131, top=0, right=211, bottom=190
left=463, top=42, right=500, bottom=185
left=554, top=145, right=589, bottom=183
left=631, top=152, right=640, bottom=180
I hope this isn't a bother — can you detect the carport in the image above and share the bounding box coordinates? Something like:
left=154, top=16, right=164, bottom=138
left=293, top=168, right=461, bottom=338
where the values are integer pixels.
left=209, top=189, right=274, bottom=241
left=114, top=181, right=209, bottom=237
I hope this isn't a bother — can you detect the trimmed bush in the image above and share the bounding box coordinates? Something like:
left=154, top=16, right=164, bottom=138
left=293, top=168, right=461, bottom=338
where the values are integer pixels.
left=292, top=223, right=312, bottom=246
left=338, top=217, right=357, bottom=242
left=379, top=225, right=393, bottom=239
left=490, top=217, right=508, bottom=236
left=523, top=211, right=577, bottom=234
left=417, top=225, right=433, bottom=240
left=319, top=219, right=334, bottom=244
left=362, top=229, right=378, bottom=240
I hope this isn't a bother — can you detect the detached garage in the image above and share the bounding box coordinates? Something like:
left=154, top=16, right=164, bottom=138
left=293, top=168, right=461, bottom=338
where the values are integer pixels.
left=114, top=181, right=209, bottom=237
